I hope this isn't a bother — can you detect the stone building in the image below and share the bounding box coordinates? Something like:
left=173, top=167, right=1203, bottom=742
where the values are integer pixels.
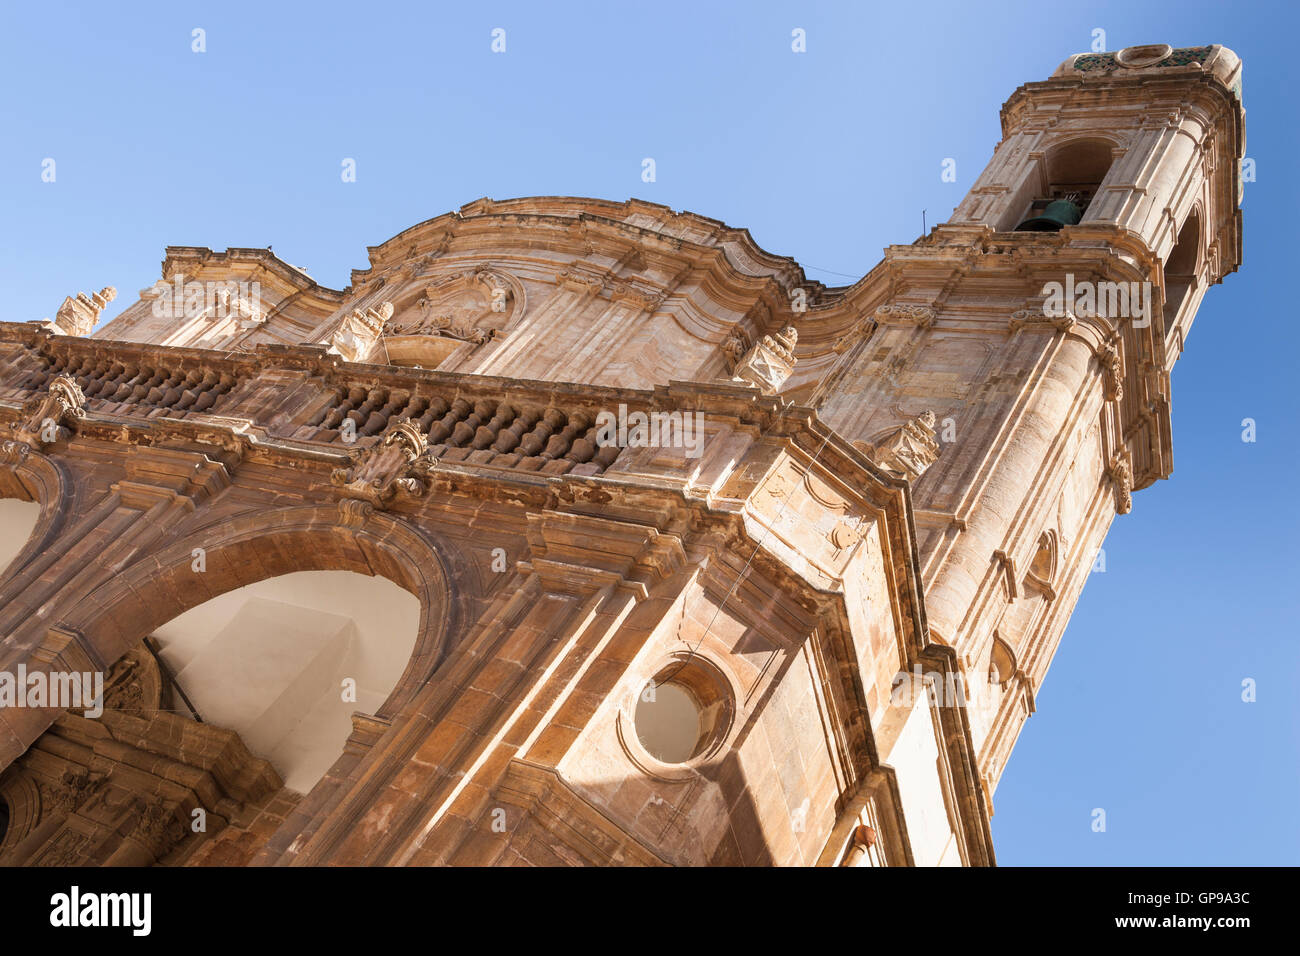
left=0, top=44, right=1244, bottom=866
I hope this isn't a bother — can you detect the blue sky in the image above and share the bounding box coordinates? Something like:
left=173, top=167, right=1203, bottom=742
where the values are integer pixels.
left=1, top=1, right=1296, bottom=865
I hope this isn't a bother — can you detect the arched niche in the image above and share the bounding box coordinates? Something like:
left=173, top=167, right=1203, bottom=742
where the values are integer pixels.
left=149, top=569, right=420, bottom=794
left=0, top=498, right=42, bottom=580
left=1163, top=210, right=1203, bottom=349
left=60, top=504, right=459, bottom=732
left=1027, top=531, right=1057, bottom=590
left=988, top=634, right=1017, bottom=687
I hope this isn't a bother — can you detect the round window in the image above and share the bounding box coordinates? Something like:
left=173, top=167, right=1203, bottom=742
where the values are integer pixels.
left=630, top=658, right=734, bottom=766
left=634, top=681, right=705, bottom=763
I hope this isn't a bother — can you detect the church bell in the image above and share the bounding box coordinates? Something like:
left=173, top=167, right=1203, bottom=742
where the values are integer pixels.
left=1014, top=199, right=1082, bottom=232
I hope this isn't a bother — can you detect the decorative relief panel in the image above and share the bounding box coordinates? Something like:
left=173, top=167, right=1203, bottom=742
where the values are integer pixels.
left=384, top=267, right=524, bottom=367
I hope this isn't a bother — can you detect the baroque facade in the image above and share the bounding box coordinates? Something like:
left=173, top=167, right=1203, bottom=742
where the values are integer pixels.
left=0, top=44, right=1243, bottom=866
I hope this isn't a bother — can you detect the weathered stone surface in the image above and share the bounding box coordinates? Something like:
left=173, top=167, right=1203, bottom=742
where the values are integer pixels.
left=0, top=45, right=1243, bottom=867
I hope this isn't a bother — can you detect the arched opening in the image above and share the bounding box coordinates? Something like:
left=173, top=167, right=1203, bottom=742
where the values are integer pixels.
left=64, top=507, right=455, bottom=716
left=630, top=659, right=734, bottom=766
left=1010, top=138, right=1116, bottom=232
left=0, top=498, right=42, bottom=577
left=1027, top=531, right=1057, bottom=591
left=1163, top=211, right=1203, bottom=349
left=149, top=570, right=420, bottom=794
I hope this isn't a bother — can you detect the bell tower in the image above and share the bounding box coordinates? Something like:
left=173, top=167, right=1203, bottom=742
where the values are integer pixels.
left=816, top=44, right=1244, bottom=802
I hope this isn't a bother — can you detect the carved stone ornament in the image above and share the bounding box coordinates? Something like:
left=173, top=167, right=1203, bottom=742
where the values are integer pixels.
left=731, top=325, right=798, bottom=394
left=35, top=286, right=117, bottom=337
left=327, top=301, right=394, bottom=363
left=1107, top=453, right=1133, bottom=515
left=8, top=374, right=87, bottom=449
left=330, top=417, right=438, bottom=508
left=866, top=410, right=941, bottom=482
left=720, top=327, right=751, bottom=373
left=40, top=767, right=106, bottom=815
left=873, top=304, right=936, bottom=329
left=131, top=797, right=186, bottom=852
left=1100, top=343, right=1124, bottom=401
left=1009, top=308, right=1076, bottom=333
left=384, top=268, right=517, bottom=346
left=832, top=317, right=873, bottom=353
left=608, top=279, right=665, bottom=312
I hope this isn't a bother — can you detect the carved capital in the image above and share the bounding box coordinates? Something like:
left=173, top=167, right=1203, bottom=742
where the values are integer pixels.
left=1010, top=308, right=1075, bottom=333
left=719, top=327, right=751, bottom=373
left=609, top=279, right=665, bottom=312
left=41, top=767, right=106, bottom=815
left=555, top=266, right=605, bottom=296
left=131, top=797, right=186, bottom=853
left=1, top=439, right=31, bottom=466
left=874, top=304, right=935, bottom=328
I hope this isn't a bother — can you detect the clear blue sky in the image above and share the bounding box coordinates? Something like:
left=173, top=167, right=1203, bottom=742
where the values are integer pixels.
left=1, top=1, right=1295, bottom=865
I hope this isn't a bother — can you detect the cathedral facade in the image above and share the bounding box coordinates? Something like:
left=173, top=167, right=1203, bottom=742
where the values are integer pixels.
left=0, top=44, right=1244, bottom=866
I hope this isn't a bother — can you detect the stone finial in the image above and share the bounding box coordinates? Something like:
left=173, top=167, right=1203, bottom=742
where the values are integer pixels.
left=730, top=325, right=799, bottom=394
left=863, top=410, right=941, bottom=482
left=327, top=301, right=393, bottom=363
left=36, top=286, right=117, bottom=337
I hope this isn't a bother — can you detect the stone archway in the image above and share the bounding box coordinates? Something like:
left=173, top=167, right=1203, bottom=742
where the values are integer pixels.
left=57, top=504, right=460, bottom=721
left=0, top=446, right=73, bottom=590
